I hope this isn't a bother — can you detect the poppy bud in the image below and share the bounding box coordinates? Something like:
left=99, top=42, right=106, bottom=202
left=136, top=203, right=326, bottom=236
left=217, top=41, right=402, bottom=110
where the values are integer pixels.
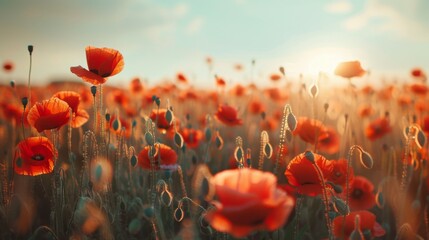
left=10, top=80, right=15, bottom=88
left=130, top=155, right=138, bottom=167
left=215, top=132, right=224, bottom=150
left=128, top=218, right=142, bottom=235
left=21, top=97, right=28, bottom=108
left=174, top=132, right=184, bottom=148
left=333, top=196, right=349, bottom=215
left=360, top=150, right=373, bottom=169
left=28, top=45, right=33, bottom=55
left=105, top=113, right=111, bottom=121
left=90, top=86, right=97, bottom=97
left=279, top=66, right=285, bottom=75
left=310, top=84, right=318, bottom=98
left=304, top=151, right=315, bottom=163
left=287, top=112, right=297, bottom=131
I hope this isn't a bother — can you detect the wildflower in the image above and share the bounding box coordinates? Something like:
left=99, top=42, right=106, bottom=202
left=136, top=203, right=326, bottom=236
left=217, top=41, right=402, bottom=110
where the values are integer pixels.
left=215, top=104, right=243, bottom=126
left=176, top=72, right=188, bottom=83
left=27, top=97, right=70, bottom=132
left=14, top=137, right=56, bottom=176
left=285, top=152, right=333, bottom=196
left=365, top=117, right=391, bottom=141
left=138, top=143, right=178, bottom=170
left=334, top=61, right=365, bottom=78
left=409, top=83, right=428, bottom=95
left=332, top=210, right=385, bottom=239
left=327, top=159, right=353, bottom=189
left=2, top=60, right=14, bottom=72
left=179, top=128, right=203, bottom=149
left=248, top=99, right=265, bottom=115
left=53, top=91, right=89, bottom=128
left=293, top=117, right=327, bottom=145
left=318, top=127, right=340, bottom=154
left=269, top=73, right=282, bottom=81
left=149, top=108, right=178, bottom=131
left=129, top=77, right=143, bottom=94
left=348, top=176, right=375, bottom=211
left=358, top=104, right=374, bottom=118
left=0, top=103, right=29, bottom=126
left=70, top=46, right=124, bottom=85
left=205, top=168, right=294, bottom=238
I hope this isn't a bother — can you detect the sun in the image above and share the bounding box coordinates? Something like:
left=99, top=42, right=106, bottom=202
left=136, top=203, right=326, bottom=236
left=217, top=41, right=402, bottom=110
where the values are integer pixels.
left=300, top=47, right=364, bottom=76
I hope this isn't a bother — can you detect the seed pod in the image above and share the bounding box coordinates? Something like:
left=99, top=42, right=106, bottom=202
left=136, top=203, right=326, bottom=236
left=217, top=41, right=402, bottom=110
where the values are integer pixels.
left=174, top=132, right=184, bottom=148
left=360, top=150, right=374, bottom=169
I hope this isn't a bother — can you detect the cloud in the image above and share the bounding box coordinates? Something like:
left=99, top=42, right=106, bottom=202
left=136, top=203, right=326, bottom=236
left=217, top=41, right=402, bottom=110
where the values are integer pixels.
left=342, top=0, right=429, bottom=41
left=325, top=0, right=353, bottom=14
left=186, top=17, right=204, bottom=35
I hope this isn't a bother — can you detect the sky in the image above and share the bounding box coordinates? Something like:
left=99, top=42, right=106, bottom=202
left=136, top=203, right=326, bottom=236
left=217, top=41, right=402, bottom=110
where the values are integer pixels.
left=0, top=0, right=429, bottom=87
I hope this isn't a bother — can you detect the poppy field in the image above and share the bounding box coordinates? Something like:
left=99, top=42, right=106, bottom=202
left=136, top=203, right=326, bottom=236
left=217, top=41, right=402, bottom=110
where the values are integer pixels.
left=1, top=45, right=429, bottom=240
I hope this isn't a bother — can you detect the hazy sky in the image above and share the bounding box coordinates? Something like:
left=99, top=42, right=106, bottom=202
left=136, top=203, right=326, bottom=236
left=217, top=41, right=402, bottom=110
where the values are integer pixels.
left=1, top=0, right=429, bottom=87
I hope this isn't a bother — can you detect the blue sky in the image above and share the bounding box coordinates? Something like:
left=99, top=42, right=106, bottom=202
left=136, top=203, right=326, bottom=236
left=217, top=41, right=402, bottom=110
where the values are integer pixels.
left=1, top=0, right=428, bottom=87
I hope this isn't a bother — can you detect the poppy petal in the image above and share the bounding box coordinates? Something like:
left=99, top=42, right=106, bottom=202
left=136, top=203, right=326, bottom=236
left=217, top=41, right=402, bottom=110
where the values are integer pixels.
left=70, top=66, right=107, bottom=85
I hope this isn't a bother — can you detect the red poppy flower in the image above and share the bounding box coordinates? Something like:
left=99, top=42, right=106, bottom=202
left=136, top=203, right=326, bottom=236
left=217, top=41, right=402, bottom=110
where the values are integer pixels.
left=149, top=108, right=178, bottom=131
left=365, top=117, right=391, bottom=141
left=318, top=127, right=340, bottom=154
left=264, top=88, right=288, bottom=102
left=409, top=83, right=428, bottom=95
left=215, top=104, right=242, bottom=126
left=179, top=128, right=203, bottom=148
left=422, top=116, right=429, bottom=135
left=14, top=137, right=56, bottom=176
left=109, top=115, right=132, bottom=138
left=216, top=76, right=226, bottom=87
left=293, top=117, right=328, bottom=145
left=332, top=211, right=385, bottom=239
left=334, top=61, right=365, bottom=78
left=137, top=143, right=178, bottom=170
left=176, top=72, right=188, bottom=83
left=230, top=84, right=246, bottom=97
left=27, top=97, right=71, bottom=132
left=205, top=168, right=294, bottom=238
left=108, top=89, right=129, bottom=106
left=348, top=176, right=375, bottom=211
left=285, top=152, right=333, bottom=196
left=129, top=77, right=143, bottom=94
left=269, top=73, right=282, bottom=81
left=327, top=159, right=353, bottom=189
left=261, top=117, right=278, bottom=131
left=1, top=103, right=29, bottom=126
left=2, top=61, right=14, bottom=72
left=411, top=68, right=425, bottom=78
left=248, top=99, right=265, bottom=115
left=358, top=104, right=374, bottom=118
left=70, top=46, right=124, bottom=85
left=52, top=91, right=89, bottom=128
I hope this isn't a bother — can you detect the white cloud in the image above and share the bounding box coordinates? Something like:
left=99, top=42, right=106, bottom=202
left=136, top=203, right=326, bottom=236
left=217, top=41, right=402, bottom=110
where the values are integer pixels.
left=325, top=0, right=353, bottom=14
left=186, top=17, right=204, bottom=35
left=342, top=0, right=429, bottom=41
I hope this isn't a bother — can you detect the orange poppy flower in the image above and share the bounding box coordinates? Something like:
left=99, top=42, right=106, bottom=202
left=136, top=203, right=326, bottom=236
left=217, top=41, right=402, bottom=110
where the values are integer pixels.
left=205, top=168, right=294, bottom=238
left=176, top=72, right=188, bottom=83
left=318, top=127, right=340, bottom=154
left=261, top=117, right=278, bottom=131
left=248, top=99, right=265, bottom=115
left=215, top=104, right=243, bottom=126
left=348, top=176, right=375, bottom=211
left=327, top=159, right=353, bottom=189
left=358, top=104, right=374, bottom=118
left=264, top=88, right=287, bottom=102
left=269, top=73, right=282, bottom=81
left=285, top=152, right=333, bottom=196
left=53, top=91, right=89, bottom=128
left=230, top=84, right=246, bottom=97
left=179, top=128, right=203, bottom=148
left=397, top=94, right=412, bottom=107
left=1, top=103, right=29, bottom=126
left=332, top=211, right=385, bottom=239
left=409, top=83, right=428, bottom=95
left=14, top=137, right=56, bottom=176
left=3, top=60, right=14, bottom=72
left=360, top=85, right=374, bottom=95
left=27, top=97, right=71, bottom=132
left=293, top=117, right=327, bottom=145
left=334, top=61, right=365, bottom=79
left=70, top=46, right=124, bottom=85
left=137, top=143, right=178, bottom=170
left=365, top=117, right=391, bottom=141
left=129, top=77, right=143, bottom=94
left=215, top=76, right=226, bottom=87
left=108, top=89, right=129, bottom=106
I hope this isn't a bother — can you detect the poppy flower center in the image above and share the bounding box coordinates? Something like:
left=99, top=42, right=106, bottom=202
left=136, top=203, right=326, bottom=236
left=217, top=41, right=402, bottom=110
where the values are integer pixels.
left=335, top=171, right=342, bottom=177
left=31, top=154, right=45, bottom=161
left=352, top=189, right=363, bottom=198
